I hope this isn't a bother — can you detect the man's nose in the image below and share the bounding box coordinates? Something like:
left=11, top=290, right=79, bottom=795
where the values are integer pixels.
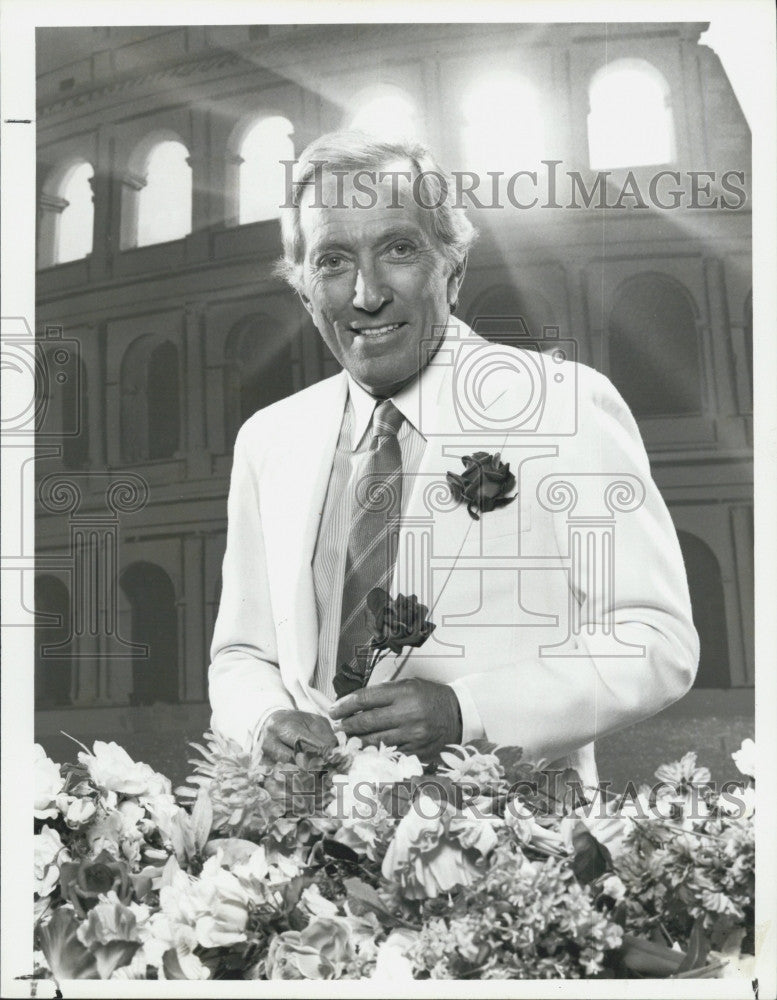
left=352, top=265, right=391, bottom=312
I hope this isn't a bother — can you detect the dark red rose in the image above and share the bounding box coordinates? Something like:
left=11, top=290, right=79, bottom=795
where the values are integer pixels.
left=58, top=850, right=133, bottom=918
left=366, top=588, right=435, bottom=654
left=333, top=589, right=436, bottom=699
left=446, top=451, right=517, bottom=520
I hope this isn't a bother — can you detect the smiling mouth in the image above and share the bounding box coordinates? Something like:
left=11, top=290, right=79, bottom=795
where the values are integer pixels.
left=351, top=322, right=405, bottom=337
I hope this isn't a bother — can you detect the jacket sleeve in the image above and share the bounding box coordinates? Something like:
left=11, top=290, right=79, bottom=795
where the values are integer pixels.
left=208, top=424, right=295, bottom=747
left=453, top=367, right=699, bottom=762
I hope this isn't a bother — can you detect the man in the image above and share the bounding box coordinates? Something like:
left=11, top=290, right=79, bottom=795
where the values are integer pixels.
left=208, top=131, right=699, bottom=785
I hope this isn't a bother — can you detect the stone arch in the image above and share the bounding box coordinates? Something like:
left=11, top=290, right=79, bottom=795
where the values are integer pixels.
left=223, top=312, right=296, bottom=447
left=608, top=272, right=703, bottom=417
left=122, top=130, right=192, bottom=249
left=120, top=562, right=179, bottom=705
left=588, top=58, right=675, bottom=169
left=228, top=114, right=295, bottom=225
left=38, top=157, right=95, bottom=268
left=677, top=530, right=731, bottom=688
left=35, top=575, right=72, bottom=708
left=120, top=334, right=181, bottom=462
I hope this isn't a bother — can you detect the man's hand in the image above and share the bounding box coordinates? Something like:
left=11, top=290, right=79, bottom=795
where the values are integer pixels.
left=328, top=679, right=463, bottom=760
left=259, top=710, right=338, bottom=763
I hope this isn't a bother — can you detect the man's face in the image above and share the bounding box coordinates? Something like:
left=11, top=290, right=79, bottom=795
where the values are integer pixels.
left=298, top=162, right=463, bottom=397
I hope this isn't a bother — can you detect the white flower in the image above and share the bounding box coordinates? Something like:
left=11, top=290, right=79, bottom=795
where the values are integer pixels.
left=731, top=738, right=755, bottom=779
left=504, top=798, right=567, bottom=854
left=143, top=793, right=180, bottom=842
left=655, top=751, right=711, bottom=790
left=233, top=844, right=300, bottom=905
left=55, top=793, right=96, bottom=829
left=195, top=866, right=251, bottom=948
left=78, top=741, right=171, bottom=797
left=34, top=744, right=65, bottom=820
left=438, top=745, right=502, bottom=787
left=330, top=741, right=423, bottom=821
left=719, top=783, right=755, bottom=820
left=600, top=874, right=626, bottom=902
left=158, top=853, right=250, bottom=951
left=381, top=794, right=482, bottom=898
left=373, top=929, right=417, bottom=981
left=300, top=884, right=339, bottom=919
left=448, top=807, right=499, bottom=856
left=148, top=913, right=210, bottom=980
left=34, top=825, right=69, bottom=897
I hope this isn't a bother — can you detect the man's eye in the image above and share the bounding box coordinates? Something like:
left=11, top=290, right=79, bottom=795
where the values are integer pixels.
left=319, top=254, right=346, bottom=270
left=389, top=242, right=414, bottom=258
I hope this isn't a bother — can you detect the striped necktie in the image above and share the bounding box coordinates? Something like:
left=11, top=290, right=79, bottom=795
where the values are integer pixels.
left=333, top=399, right=404, bottom=696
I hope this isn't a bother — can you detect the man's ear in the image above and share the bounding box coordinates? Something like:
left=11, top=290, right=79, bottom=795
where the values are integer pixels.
left=447, top=254, right=468, bottom=311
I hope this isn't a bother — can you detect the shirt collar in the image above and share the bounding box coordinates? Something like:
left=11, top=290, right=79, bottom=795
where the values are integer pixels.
left=344, top=321, right=458, bottom=449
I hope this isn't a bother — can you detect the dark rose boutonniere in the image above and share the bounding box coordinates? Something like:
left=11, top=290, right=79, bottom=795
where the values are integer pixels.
left=446, top=451, right=517, bottom=520
left=333, top=588, right=436, bottom=699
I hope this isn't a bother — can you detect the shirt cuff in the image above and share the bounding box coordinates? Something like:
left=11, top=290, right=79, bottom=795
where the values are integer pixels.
left=448, top=679, right=485, bottom=743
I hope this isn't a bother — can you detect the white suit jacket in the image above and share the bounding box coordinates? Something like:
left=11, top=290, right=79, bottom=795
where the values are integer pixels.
left=209, top=324, right=699, bottom=785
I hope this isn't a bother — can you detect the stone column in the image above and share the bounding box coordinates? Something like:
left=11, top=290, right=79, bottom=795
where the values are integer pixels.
left=183, top=534, right=207, bottom=701
left=37, top=192, right=68, bottom=269
left=118, top=170, right=147, bottom=250
left=36, top=473, right=149, bottom=686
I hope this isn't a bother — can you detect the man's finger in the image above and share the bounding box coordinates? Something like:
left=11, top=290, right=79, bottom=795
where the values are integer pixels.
left=301, top=717, right=339, bottom=747
left=340, top=707, right=399, bottom=737
left=261, top=734, right=295, bottom=763
left=328, top=683, right=398, bottom=720
left=357, top=729, right=406, bottom=750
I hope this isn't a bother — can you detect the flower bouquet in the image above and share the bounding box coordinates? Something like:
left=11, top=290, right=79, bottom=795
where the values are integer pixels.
left=30, top=732, right=755, bottom=983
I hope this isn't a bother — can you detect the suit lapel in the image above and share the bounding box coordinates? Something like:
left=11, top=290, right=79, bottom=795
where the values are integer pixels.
left=260, top=373, right=348, bottom=693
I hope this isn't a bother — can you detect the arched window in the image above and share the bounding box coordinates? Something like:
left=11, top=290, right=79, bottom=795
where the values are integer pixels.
left=38, top=159, right=94, bottom=268
left=57, top=162, right=95, bottom=263
left=588, top=59, right=675, bottom=169
left=120, top=563, right=178, bottom=705
left=608, top=274, right=702, bottom=418
left=349, top=86, right=421, bottom=141
left=223, top=314, right=295, bottom=446
left=467, top=283, right=555, bottom=347
left=462, top=73, right=544, bottom=170
left=120, top=335, right=180, bottom=462
left=238, top=116, right=295, bottom=224
left=35, top=576, right=72, bottom=708
left=676, top=532, right=730, bottom=688
left=135, top=140, right=192, bottom=247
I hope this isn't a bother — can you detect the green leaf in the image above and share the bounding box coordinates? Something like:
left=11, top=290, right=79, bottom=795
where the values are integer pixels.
left=570, top=822, right=613, bottom=884
left=343, top=877, right=396, bottom=921
left=93, top=940, right=142, bottom=980
left=162, top=947, right=190, bottom=979
left=191, top=788, right=213, bottom=853
left=322, top=838, right=360, bottom=863
left=620, top=934, right=686, bottom=976
left=677, top=918, right=710, bottom=973
left=281, top=874, right=312, bottom=912
left=37, top=908, right=97, bottom=981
